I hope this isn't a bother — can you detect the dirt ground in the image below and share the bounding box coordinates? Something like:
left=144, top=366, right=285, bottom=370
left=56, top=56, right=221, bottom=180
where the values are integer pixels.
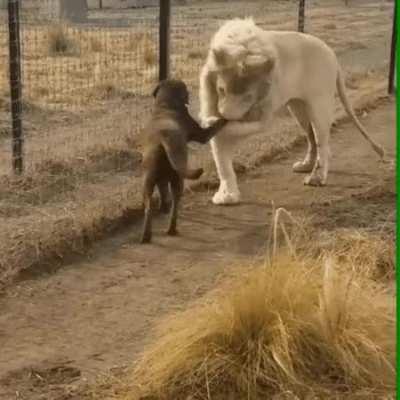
left=0, top=97, right=395, bottom=399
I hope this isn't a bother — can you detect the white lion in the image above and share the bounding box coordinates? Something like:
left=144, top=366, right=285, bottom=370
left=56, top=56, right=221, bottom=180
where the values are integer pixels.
left=199, top=18, right=385, bottom=205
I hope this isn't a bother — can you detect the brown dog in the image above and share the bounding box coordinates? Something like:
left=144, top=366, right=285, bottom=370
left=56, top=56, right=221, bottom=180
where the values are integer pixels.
left=140, top=79, right=226, bottom=244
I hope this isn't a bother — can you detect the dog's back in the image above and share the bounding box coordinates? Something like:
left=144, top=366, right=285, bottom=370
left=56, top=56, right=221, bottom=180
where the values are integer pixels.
left=142, top=115, right=180, bottom=183
left=143, top=104, right=203, bottom=181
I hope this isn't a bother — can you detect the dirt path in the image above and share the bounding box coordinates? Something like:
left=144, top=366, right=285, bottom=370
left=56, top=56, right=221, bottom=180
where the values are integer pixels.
left=0, top=99, right=395, bottom=399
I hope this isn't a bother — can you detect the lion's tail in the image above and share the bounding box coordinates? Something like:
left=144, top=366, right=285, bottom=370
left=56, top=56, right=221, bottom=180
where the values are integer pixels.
left=336, top=66, right=385, bottom=158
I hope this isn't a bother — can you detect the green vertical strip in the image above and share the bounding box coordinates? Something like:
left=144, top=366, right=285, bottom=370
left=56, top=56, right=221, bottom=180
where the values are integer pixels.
left=396, top=0, right=399, bottom=397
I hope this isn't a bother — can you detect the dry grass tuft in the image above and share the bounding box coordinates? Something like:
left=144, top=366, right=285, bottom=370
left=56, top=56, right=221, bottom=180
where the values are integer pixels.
left=90, top=37, right=103, bottom=53
left=143, top=44, right=157, bottom=66
left=124, top=32, right=157, bottom=66
left=48, top=24, right=79, bottom=56
left=265, top=207, right=395, bottom=282
left=317, top=229, right=395, bottom=281
left=130, top=257, right=395, bottom=400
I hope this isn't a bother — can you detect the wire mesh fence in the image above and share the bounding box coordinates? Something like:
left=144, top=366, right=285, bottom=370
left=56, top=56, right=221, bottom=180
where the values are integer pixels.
left=1, top=1, right=159, bottom=176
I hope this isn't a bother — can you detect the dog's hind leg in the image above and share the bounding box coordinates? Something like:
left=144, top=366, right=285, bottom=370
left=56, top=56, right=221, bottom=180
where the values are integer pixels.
left=288, top=99, right=317, bottom=173
left=167, top=174, right=183, bottom=236
left=140, top=173, right=156, bottom=244
left=304, top=98, right=334, bottom=186
left=157, top=180, right=170, bottom=213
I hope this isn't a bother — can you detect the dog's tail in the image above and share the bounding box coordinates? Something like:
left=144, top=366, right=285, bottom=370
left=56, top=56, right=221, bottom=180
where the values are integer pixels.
left=160, top=130, right=203, bottom=180
left=336, top=66, right=385, bottom=158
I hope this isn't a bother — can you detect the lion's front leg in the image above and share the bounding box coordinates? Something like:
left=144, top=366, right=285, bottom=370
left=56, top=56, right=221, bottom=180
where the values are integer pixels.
left=209, top=119, right=265, bottom=205
left=199, top=65, right=220, bottom=128
left=210, top=134, right=240, bottom=205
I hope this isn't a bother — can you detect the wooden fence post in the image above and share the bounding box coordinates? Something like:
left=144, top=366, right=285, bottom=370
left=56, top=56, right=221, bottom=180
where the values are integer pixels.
left=159, top=0, right=171, bottom=81
left=388, top=1, right=396, bottom=94
left=298, top=0, right=305, bottom=33
left=7, top=0, right=23, bottom=174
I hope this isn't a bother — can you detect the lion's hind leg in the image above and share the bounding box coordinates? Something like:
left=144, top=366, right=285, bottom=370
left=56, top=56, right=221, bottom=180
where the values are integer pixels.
left=288, top=99, right=317, bottom=174
left=303, top=97, right=335, bottom=187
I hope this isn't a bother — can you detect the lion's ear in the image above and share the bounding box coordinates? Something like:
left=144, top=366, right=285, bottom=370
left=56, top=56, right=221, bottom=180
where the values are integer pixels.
left=244, top=54, right=275, bottom=75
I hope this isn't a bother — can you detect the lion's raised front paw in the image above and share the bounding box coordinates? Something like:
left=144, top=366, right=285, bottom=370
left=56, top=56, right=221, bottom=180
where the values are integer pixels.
left=304, top=173, right=326, bottom=187
left=212, top=189, right=241, bottom=205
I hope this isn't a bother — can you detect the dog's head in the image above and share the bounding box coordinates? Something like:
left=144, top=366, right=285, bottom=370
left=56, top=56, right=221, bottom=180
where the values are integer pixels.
left=152, top=79, right=189, bottom=110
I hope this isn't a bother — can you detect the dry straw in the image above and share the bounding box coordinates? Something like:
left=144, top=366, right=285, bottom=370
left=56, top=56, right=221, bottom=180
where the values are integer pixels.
left=125, top=209, right=395, bottom=400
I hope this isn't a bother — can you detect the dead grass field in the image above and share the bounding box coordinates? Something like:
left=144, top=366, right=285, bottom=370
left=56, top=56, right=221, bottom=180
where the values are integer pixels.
left=127, top=258, right=394, bottom=400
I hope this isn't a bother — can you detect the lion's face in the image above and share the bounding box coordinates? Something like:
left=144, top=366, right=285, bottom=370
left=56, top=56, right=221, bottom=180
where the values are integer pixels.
left=211, top=50, right=275, bottom=121
left=216, top=70, right=262, bottom=120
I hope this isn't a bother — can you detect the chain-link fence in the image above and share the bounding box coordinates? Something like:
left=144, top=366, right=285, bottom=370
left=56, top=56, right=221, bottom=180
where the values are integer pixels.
left=1, top=1, right=159, bottom=176
left=0, top=0, right=395, bottom=286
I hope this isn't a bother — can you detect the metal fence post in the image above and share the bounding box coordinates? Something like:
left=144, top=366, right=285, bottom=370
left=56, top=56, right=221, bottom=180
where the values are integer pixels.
left=159, top=0, right=171, bottom=81
left=7, top=0, right=23, bottom=174
left=298, top=0, right=305, bottom=33
left=388, top=1, right=396, bottom=95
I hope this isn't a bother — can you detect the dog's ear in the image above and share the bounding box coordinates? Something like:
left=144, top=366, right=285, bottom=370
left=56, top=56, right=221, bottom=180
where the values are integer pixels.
left=152, top=82, right=161, bottom=98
